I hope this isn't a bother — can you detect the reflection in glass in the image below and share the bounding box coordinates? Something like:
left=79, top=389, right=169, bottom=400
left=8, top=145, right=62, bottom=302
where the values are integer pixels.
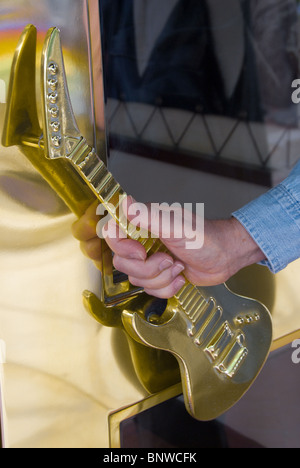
left=101, top=0, right=300, bottom=187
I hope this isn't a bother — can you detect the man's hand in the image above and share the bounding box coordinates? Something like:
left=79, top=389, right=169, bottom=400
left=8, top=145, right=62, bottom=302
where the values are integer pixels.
left=72, top=197, right=266, bottom=298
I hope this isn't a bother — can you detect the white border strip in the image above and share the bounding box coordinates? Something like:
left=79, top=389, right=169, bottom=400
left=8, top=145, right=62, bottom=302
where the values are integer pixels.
left=0, top=340, right=7, bottom=448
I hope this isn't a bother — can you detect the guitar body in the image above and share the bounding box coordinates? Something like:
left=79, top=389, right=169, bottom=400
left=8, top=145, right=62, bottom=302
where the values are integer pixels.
left=122, top=283, right=272, bottom=420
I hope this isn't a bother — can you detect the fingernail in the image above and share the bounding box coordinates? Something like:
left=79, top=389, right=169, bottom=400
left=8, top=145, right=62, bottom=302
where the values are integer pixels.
left=171, top=263, right=185, bottom=277
left=159, top=258, right=174, bottom=272
left=174, top=276, right=186, bottom=291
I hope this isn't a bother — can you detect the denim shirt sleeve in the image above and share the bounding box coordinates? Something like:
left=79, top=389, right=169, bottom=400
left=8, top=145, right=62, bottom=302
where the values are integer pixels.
left=232, top=161, right=300, bottom=274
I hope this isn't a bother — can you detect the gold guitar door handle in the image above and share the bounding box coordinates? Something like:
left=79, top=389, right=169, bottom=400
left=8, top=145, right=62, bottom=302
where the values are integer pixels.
left=40, top=26, right=273, bottom=420
left=3, top=25, right=273, bottom=421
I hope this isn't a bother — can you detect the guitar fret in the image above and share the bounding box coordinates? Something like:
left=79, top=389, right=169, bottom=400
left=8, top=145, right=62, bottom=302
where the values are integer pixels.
left=87, top=161, right=107, bottom=185
left=79, top=152, right=94, bottom=173
left=176, top=284, right=194, bottom=305
left=95, top=173, right=112, bottom=194
left=69, top=139, right=91, bottom=165
left=188, top=296, right=205, bottom=321
left=181, top=289, right=200, bottom=311
left=126, top=222, right=142, bottom=241
left=70, top=149, right=85, bottom=166
left=189, top=298, right=207, bottom=323
left=106, top=191, right=126, bottom=220
left=99, top=178, right=118, bottom=202
left=70, top=147, right=108, bottom=188
left=104, top=182, right=121, bottom=204
left=144, top=239, right=162, bottom=254
left=145, top=240, right=157, bottom=252
left=139, top=238, right=149, bottom=247
left=118, top=217, right=128, bottom=232
left=114, top=190, right=127, bottom=209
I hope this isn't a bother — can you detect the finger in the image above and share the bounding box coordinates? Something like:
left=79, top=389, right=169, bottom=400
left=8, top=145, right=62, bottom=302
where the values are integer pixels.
left=72, top=201, right=100, bottom=241
left=80, top=237, right=103, bottom=261
left=103, top=218, right=147, bottom=261
left=143, top=276, right=186, bottom=299
left=128, top=261, right=185, bottom=290
left=72, top=214, right=98, bottom=241
left=113, top=251, right=179, bottom=279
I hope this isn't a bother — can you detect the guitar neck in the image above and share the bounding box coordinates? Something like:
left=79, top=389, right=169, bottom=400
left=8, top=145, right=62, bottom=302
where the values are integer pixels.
left=69, top=139, right=162, bottom=254
left=68, top=138, right=206, bottom=317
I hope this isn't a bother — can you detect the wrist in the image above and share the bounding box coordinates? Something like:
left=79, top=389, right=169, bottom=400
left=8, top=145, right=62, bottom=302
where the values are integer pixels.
left=226, top=217, right=266, bottom=274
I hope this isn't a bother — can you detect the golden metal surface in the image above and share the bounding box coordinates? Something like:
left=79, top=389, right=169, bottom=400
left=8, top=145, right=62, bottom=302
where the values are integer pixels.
left=2, top=23, right=181, bottom=398
left=0, top=1, right=300, bottom=447
left=0, top=0, right=148, bottom=448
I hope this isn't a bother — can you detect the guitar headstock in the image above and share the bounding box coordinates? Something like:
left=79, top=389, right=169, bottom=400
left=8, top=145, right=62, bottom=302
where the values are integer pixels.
left=41, top=27, right=83, bottom=160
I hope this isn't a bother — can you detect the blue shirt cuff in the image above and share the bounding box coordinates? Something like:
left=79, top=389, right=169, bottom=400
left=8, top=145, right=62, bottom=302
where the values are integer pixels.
left=232, top=167, right=300, bottom=274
